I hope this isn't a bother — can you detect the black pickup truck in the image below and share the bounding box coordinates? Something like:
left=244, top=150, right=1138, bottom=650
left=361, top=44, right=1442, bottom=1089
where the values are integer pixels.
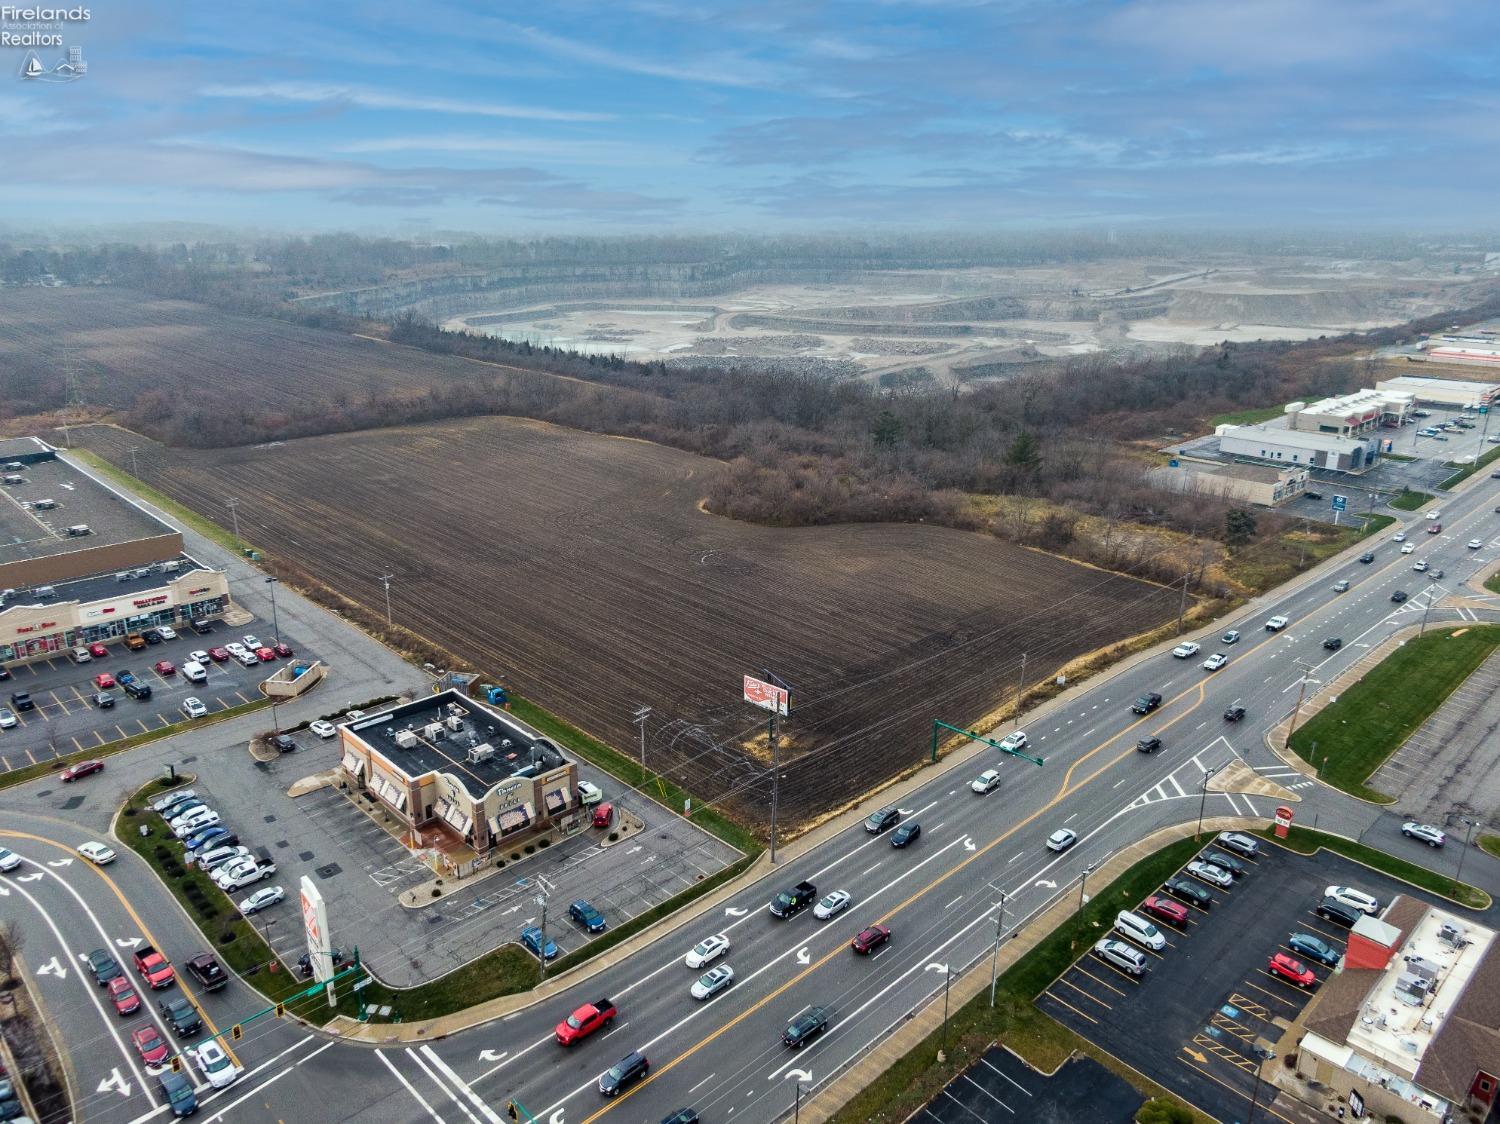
left=768, top=881, right=817, bottom=919
left=186, top=952, right=228, bottom=992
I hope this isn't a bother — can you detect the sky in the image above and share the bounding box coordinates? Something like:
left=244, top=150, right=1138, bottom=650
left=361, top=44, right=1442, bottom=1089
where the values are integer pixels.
left=2, top=0, right=1498, bottom=235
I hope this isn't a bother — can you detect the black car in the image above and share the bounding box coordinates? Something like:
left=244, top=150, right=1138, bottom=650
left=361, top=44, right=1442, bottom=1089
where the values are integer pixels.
left=1200, top=849, right=1245, bottom=878
left=297, top=947, right=354, bottom=979
left=1136, top=736, right=1162, bottom=754
left=190, top=619, right=215, bottom=635
left=1304, top=491, right=1323, bottom=500
left=1391, top=590, right=1408, bottom=603
left=1317, top=897, right=1362, bottom=928
left=1323, top=637, right=1343, bottom=651
left=159, top=996, right=204, bottom=1037
left=142, top=628, right=162, bottom=644
left=1359, top=552, right=1375, bottom=563
left=95, top=691, right=115, bottom=709
left=598, top=1051, right=650, bottom=1096
left=0, top=666, right=9, bottom=680
left=9, top=692, right=32, bottom=711
left=123, top=680, right=152, bottom=699
left=661, top=1112, right=700, bottom=1124
left=890, top=822, right=921, bottom=848
left=1223, top=706, right=1246, bottom=722
left=1132, top=692, right=1162, bottom=714
left=272, top=734, right=297, bottom=753
left=1164, top=877, right=1212, bottom=908
left=864, top=807, right=901, bottom=834
left=782, top=1006, right=830, bottom=1049
left=87, top=948, right=123, bottom=986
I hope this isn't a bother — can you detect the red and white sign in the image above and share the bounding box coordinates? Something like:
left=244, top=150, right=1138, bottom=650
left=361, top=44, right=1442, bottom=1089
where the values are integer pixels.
left=743, top=674, right=789, bottom=717
left=1274, top=805, right=1294, bottom=839
left=299, top=876, right=333, bottom=982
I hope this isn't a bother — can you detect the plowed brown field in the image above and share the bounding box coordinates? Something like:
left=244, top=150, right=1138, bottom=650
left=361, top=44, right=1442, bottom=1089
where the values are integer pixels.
left=81, top=419, right=1174, bottom=825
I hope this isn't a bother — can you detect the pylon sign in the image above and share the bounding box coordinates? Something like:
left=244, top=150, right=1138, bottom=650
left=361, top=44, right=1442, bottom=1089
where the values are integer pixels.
left=743, top=674, right=789, bottom=716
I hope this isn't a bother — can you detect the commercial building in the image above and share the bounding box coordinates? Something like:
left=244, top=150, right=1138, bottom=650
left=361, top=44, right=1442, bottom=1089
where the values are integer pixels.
left=1377, top=375, right=1500, bottom=408
left=1217, top=422, right=1381, bottom=473
left=1295, top=897, right=1500, bottom=1123
left=1151, top=460, right=1308, bottom=507
left=1284, top=390, right=1413, bottom=436
left=1424, top=347, right=1500, bottom=368
left=339, top=690, right=583, bottom=857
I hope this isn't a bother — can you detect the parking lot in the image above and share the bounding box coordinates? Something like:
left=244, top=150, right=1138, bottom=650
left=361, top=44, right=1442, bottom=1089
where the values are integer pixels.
left=1036, top=841, right=1446, bottom=1124
left=918, top=1047, right=1143, bottom=1123
left=0, top=616, right=293, bottom=772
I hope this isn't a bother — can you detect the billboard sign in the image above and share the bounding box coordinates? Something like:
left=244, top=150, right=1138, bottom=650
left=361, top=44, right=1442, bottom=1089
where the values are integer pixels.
left=743, top=674, right=789, bottom=717
left=299, top=876, right=333, bottom=982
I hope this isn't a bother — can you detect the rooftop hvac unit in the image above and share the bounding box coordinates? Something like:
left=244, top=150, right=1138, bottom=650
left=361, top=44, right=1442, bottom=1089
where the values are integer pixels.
left=467, top=743, right=495, bottom=764
left=395, top=729, right=419, bottom=749
left=1406, top=956, right=1440, bottom=982
left=1438, top=923, right=1469, bottom=949
left=500, top=738, right=513, bottom=749
left=445, top=715, right=463, bottom=732
left=513, top=763, right=538, bottom=778
left=445, top=702, right=467, bottom=719
left=423, top=722, right=445, bottom=741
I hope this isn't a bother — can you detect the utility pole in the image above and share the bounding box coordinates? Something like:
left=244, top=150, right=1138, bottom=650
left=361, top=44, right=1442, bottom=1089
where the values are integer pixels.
left=1284, top=660, right=1320, bottom=749
left=1420, top=583, right=1444, bottom=637
left=1449, top=813, right=1478, bottom=887
left=265, top=577, right=281, bottom=645
left=1299, top=518, right=1310, bottom=567
left=989, top=889, right=1007, bottom=1007
left=793, top=1082, right=803, bottom=1124
left=769, top=708, right=780, bottom=865
left=1078, top=862, right=1095, bottom=911
left=128, top=445, right=140, bottom=478
left=536, top=891, right=549, bottom=983
left=1176, top=568, right=1190, bottom=635
left=225, top=498, right=242, bottom=547
left=1014, top=654, right=1028, bottom=726
left=631, top=706, right=651, bottom=770
left=379, top=571, right=395, bottom=626
left=1196, top=762, right=1227, bottom=840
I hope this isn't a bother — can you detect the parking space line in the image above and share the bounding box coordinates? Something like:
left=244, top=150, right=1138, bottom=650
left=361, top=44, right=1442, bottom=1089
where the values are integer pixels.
left=234, top=690, right=251, bottom=705
left=1226, top=994, right=1277, bottom=1024
left=1056, top=976, right=1113, bottom=1008
left=25, top=748, right=37, bottom=766
left=1071, top=965, right=1129, bottom=995
left=1191, top=1033, right=1257, bottom=1073
left=1238, top=979, right=1302, bottom=1008
left=70, top=736, right=84, bottom=753
left=1040, top=991, right=1098, bottom=1024
left=958, top=1073, right=1014, bottom=1116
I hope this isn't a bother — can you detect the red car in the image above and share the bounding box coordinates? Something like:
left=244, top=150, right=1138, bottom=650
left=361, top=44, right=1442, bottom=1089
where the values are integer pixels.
left=851, top=925, right=892, bottom=955
left=1428, top=523, right=1442, bottom=534
left=592, top=802, right=614, bottom=829
left=108, top=976, right=141, bottom=1015
left=255, top=647, right=276, bottom=662
left=88, top=642, right=109, bottom=659
left=153, top=660, right=175, bottom=676
left=93, top=672, right=116, bottom=690
left=272, top=642, right=293, bottom=658
left=61, top=759, right=104, bottom=782
left=207, top=647, right=230, bottom=662
left=1140, top=894, right=1189, bottom=927
left=131, top=1024, right=170, bottom=1068
left=1268, top=952, right=1316, bottom=988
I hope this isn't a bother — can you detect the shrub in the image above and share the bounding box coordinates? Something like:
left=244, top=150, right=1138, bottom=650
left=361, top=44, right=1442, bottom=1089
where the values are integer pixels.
left=1137, top=1100, right=1193, bottom=1124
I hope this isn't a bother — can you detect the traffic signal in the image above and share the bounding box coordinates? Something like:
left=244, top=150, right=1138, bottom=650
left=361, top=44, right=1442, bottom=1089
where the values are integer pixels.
left=275, top=1002, right=286, bottom=1018
left=231, top=1023, right=244, bottom=1042
left=506, top=1102, right=518, bottom=1122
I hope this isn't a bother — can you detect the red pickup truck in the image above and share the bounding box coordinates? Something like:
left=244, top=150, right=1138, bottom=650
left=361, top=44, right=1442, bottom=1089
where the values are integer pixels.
left=133, top=945, right=176, bottom=990
left=555, top=998, right=616, bottom=1045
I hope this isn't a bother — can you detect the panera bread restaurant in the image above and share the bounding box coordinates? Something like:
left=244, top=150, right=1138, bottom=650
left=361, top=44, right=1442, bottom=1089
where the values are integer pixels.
left=0, top=565, right=229, bottom=665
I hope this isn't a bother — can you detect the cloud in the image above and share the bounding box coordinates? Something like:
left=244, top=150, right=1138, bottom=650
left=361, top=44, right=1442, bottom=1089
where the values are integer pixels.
left=336, top=134, right=675, bottom=167
left=200, top=81, right=612, bottom=122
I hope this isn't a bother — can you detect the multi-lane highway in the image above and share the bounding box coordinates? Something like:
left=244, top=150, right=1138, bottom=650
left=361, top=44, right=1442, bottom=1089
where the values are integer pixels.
left=8, top=475, right=1500, bottom=1124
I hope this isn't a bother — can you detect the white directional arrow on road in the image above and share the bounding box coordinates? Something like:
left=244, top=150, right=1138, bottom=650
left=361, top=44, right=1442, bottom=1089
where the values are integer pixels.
left=46, top=858, right=73, bottom=868
left=35, top=956, right=65, bottom=979
left=626, top=845, right=643, bottom=855
left=1035, top=879, right=1057, bottom=889
left=796, top=946, right=810, bottom=965
left=725, top=906, right=749, bottom=917
left=0, top=885, right=9, bottom=896
left=963, top=836, right=976, bottom=852
left=15, top=873, right=42, bottom=883
left=548, top=1110, right=564, bottom=1124
left=898, top=808, right=914, bottom=816
left=479, top=1049, right=507, bottom=1063
left=114, top=937, right=144, bottom=949
left=785, top=1068, right=812, bottom=1083
left=97, top=1068, right=131, bottom=1097
left=503, top=905, right=522, bottom=915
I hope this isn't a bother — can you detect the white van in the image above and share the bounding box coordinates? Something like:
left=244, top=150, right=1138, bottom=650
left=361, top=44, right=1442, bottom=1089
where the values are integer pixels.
left=182, top=661, right=208, bottom=683
left=1114, top=909, right=1167, bottom=951
left=71, top=647, right=92, bottom=663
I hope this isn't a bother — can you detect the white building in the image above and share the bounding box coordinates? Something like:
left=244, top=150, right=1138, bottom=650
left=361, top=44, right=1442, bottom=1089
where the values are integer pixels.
left=1377, top=375, right=1500, bottom=407
left=1217, top=422, right=1381, bottom=472
left=1151, top=461, right=1308, bottom=507
left=1285, top=390, right=1413, bottom=436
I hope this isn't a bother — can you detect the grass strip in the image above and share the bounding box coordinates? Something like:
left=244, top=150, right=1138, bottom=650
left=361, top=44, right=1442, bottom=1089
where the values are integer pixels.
left=1255, top=826, right=1489, bottom=910
left=1480, top=834, right=1500, bottom=860
left=1209, top=405, right=1287, bottom=427
left=70, top=449, right=262, bottom=556
left=826, top=835, right=1208, bottom=1124
left=1438, top=440, right=1500, bottom=490
left=1381, top=453, right=1416, bottom=463
left=0, top=698, right=270, bottom=794
left=1290, top=625, right=1500, bottom=802
left=1389, top=488, right=1434, bottom=511
left=1361, top=513, right=1396, bottom=535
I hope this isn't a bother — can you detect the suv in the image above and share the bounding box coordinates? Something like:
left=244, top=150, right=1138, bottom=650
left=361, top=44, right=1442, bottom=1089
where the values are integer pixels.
left=569, top=900, right=607, bottom=933
left=1131, top=692, right=1162, bottom=714
left=1223, top=705, right=1246, bottom=722
left=598, top=1051, right=650, bottom=1096
left=782, top=1006, right=830, bottom=1049
left=1092, top=938, right=1147, bottom=977
left=1316, top=897, right=1362, bottom=928
left=1136, top=736, right=1162, bottom=754
left=864, top=807, right=901, bottom=834
left=123, top=680, right=152, bottom=700
left=9, top=691, right=32, bottom=712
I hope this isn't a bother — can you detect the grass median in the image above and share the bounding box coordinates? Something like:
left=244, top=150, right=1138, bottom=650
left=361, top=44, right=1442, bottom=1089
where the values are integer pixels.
left=1390, top=488, right=1434, bottom=511
left=1289, top=625, right=1500, bottom=803
left=1256, top=826, right=1489, bottom=910
left=1439, top=441, right=1500, bottom=490
left=826, top=835, right=1209, bottom=1124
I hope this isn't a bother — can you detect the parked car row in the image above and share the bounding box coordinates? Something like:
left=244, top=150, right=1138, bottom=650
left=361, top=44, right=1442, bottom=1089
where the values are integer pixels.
left=153, top=787, right=286, bottom=917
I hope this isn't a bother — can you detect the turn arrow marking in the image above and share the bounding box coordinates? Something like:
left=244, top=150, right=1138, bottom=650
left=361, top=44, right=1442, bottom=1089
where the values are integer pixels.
left=1183, top=1047, right=1207, bottom=1064
left=1034, top=879, right=1057, bottom=889
left=479, top=1049, right=507, bottom=1063
left=725, top=906, right=749, bottom=917
left=548, top=1111, right=564, bottom=1124
left=785, top=1068, right=812, bottom=1083
left=45, top=858, right=73, bottom=867
left=14, top=873, right=42, bottom=883
left=97, top=1068, right=131, bottom=1097
left=796, top=946, right=810, bottom=965
left=962, top=836, right=976, bottom=852
left=114, top=937, right=144, bottom=949
left=35, top=956, right=65, bottom=979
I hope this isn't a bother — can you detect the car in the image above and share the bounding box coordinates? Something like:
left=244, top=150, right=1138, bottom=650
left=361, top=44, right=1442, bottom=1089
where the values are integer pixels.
left=95, top=691, right=115, bottom=709
left=1333, top=579, right=1350, bottom=592
left=310, top=719, right=336, bottom=739
left=782, top=1007, right=830, bottom=1049
left=661, top=1112, right=700, bottom=1124
left=188, top=833, right=240, bottom=858
left=190, top=619, right=216, bottom=635
left=159, top=1070, right=198, bottom=1117
left=1324, top=885, right=1379, bottom=915
left=1288, top=932, right=1342, bottom=968
left=72, top=645, right=93, bottom=663
left=814, top=891, right=851, bottom=921
left=271, top=734, right=297, bottom=753
left=1269, top=953, right=1316, bottom=988
left=78, top=841, right=116, bottom=865
left=592, top=802, right=614, bottom=829
left=180, top=697, right=207, bottom=719
left=1092, top=938, right=1146, bottom=977
left=0, top=709, right=14, bottom=729
left=690, top=964, right=735, bottom=999
left=241, top=635, right=261, bottom=650
left=1323, top=637, right=1343, bottom=650
left=215, top=864, right=273, bottom=891
left=684, top=934, right=730, bottom=968
left=1140, top=894, right=1189, bottom=927
left=1164, top=877, right=1212, bottom=908
left=9, top=691, right=32, bottom=712
left=1470, top=539, right=1484, bottom=549
left=864, top=807, right=902, bottom=834
left=1430, top=509, right=1443, bottom=519
left=207, top=646, right=230, bottom=662
left=569, top=899, right=607, bottom=933
left=1046, top=828, right=1077, bottom=852
left=181, top=661, right=207, bottom=683
left=1202, top=652, right=1228, bottom=671
left=1220, top=629, right=1240, bottom=644
left=173, top=811, right=220, bottom=838
left=197, top=846, right=251, bottom=872
left=256, top=647, right=276, bottom=662
left=108, top=975, right=142, bottom=1015
left=61, top=759, right=104, bottom=782
left=521, top=925, right=559, bottom=960
left=296, top=947, right=354, bottom=979
left=194, top=1039, right=242, bottom=1089
left=1400, top=543, right=1415, bottom=554
left=998, top=730, right=1029, bottom=752
left=123, top=680, right=152, bottom=700
left=188, top=649, right=210, bottom=665
left=166, top=799, right=207, bottom=824
left=1393, top=532, right=1407, bottom=542
left=598, top=1051, right=650, bottom=1096
left=124, top=633, right=147, bottom=650
left=1136, top=736, right=1162, bottom=754
left=1359, top=552, right=1375, bottom=563
left=0, top=847, right=19, bottom=873
left=157, top=625, right=178, bottom=641
left=970, top=769, right=1002, bottom=794
left=851, top=924, right=892, bottom=954
left=1414, top=560, right=1429, bottom=572
left=159, top=996, right=203, bottom=1037
left=1171, top=641, right=1200, bottom=658
left=225, top=642, right=248, bottom=656
left=239, top=885, right=285, bottom=915
left=1187, top=860, right=1233, bottom=889
left=1131, top=692, right=1162, bottom=714
left=152, top=788, right=197, bottom=814
left=233, top=649, right=259, bottom=667
left=273, top=642, right=294, bottom=658
left=1428, top=524, right=1442, bottom=534
left=93, top=672, right=116, bottom=689
left=1264, top=615, right=1288, bottom=631
left=1223, top=705, right=1246, bottom=722
left=1432, top=433, right=1449, bottom=440
left=88, top=642, right=108, bottom=659
left=1200, top=849, right=1245, bottom=878
left=1402, top=822, right=1446, bottom=847
left=132, top=1025, right=171, bottom=1069
left=1391, top=590, right=1408, bottom=602
left=87, top=948, right=123, bottom=986
left=142, top=628, right=162, bottom=645
left=890, top=822, right=921, bottom=848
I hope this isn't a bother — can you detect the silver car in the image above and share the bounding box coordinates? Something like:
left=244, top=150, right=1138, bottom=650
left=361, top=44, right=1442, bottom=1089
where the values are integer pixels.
left=1187, top=860, right=1233, bottom=889
left=689, top=964, right=735, bottom=1000
left=1401, top=822, right=1446, bottom=847
left=1093, top=938, right=1146, bottom=976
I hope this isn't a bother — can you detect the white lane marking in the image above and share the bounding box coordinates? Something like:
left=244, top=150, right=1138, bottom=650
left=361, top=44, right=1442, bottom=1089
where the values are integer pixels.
left=944, top=895, right=963, bottom=910
left=1063, top=813, right=1077, bottom=824
left=419, top=1045, right=503, bottom=1123
left=198, top=1058, right=304, bottom=1124
left=688, top=1072, right=718, bottom=1094
left=377, top=1050, right=447, bottom=1124
left=406, top=1047, right=480, bottom=1124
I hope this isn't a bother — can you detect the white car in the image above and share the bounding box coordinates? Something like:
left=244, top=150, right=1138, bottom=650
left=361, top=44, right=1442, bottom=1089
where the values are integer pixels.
left=971, top=769, right=1002, bottom=794
left=998, top=731, right=1029, bottom=752
left=1202, top=653, right=1228, bottom=671
left=78, top=841, right=116, bottom=865
left=0, top=708, right=16, bottom=729
left=198, top=846, right=252, bottom=872
left=240, top=885, right=285, bottom=915
left=1264, top=616, right=1288, bottom=631
left=1429, top=510, right=1442, bottom=519
left=1401, top=543, right=1415, bottom=554
left=151, top=788, right=197, bottom=814
left=309, top=720, right=337, bottom=739
left=1187, top=860, right=1233, bottom=889
left=72, top=647, right=92, bottom=663
left=1469, top=539, right=1484, bottom=549
left=233, top=649, right=259, bottom=668
left=181, top=697, right=207, bottom=719
left=690, top=964, right=735, bottom=1000
left=241, top=635, right=261, bottom=650
left=1046, top=828, right=1077, bottom=852
left=814, top=891, right=851, bottom=921
left=193, top=1039, right=242, bottom=1089
left=189, top=649, right=210, bottom=664
left=173, top=810, right=221, bottom=838
left=1324, top=885, right=1379, bottom=915
left=181, top=661, right=208, bottom=684
left=1414, top=560, right=1429, bottom=572
left=157, top=625, right=177, bottom=641
left=684, top=934, right=730, bottom=969
left=1393, top=532, right=1407, bottom=542
left=1171, top=641, right=1201, bottom=658
left=1220, top=630, right=1240, bottom=645
left=215, top=864, right=271, bottom=891
left=1333, top=580, right=1350, bottom=592
left=0, top=846, right=22, bottom=872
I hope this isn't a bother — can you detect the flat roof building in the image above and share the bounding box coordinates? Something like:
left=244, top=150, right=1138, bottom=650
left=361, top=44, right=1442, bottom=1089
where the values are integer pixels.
left=1217, top=422, right=1382, bottom=473
left=1377, top=375, right=1500, bottom=408
left=1285, top=389, right=1413, bottom=436
left=1151, top=460, right=1308, bottom=507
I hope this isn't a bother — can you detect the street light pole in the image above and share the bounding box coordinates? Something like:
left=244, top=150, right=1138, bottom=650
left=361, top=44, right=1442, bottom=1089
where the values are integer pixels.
left=1196, top=762, right=1226, bottom=840
left=1453, top=815, right=1478, bottom=888
left=129, top=445, right=140, bottom=477
left=1284, top=660, right=1320, bottom=749
left=1014, top=653, right=1028, bottom=726
left=379, top=572, right=395, bottom=626
left=225, top=498, right=242, bottom=547
left=265, top=577, right=280, bottom=645
left=989, top=892, right=1007, bottom=1008
left=1420, top=583, right=1444, bottom=637
left=1079, top=863, right=1095, bottom=911
left=769, top=711, right=781, bottom=865
left=941, top=964, right=953, bottom=1050
left=793, top=1082, right=803, bottom=1124
left=536, top=891, right=549, bottom=983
